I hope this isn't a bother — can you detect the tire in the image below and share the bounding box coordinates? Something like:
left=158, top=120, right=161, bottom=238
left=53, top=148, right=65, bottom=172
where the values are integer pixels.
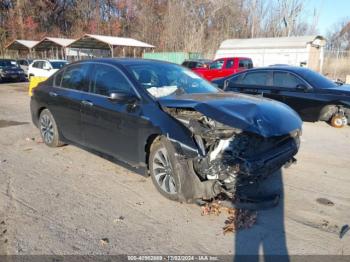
left=39, top=109, right=64, bottom=147
left=330, top=114, right=346, bottom=128
left=148, top=137, right=184, bottom=201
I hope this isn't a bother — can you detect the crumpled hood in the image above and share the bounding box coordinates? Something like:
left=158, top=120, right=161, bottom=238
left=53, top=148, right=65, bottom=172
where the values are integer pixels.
left=158, top=92, right=302, bottom=137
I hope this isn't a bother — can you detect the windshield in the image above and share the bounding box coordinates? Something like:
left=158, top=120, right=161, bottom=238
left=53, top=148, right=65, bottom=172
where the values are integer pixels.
left=127, top=63, right=219, bottom=98
left=50, top=61, right=67, bottom=69
left=298, top=68, right=338, bottom=88
left=0, top=60, right=18, bottom=68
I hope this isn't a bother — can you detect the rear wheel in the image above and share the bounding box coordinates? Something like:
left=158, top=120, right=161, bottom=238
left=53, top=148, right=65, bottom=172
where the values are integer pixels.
left=39, top=109, right=64, bottom=147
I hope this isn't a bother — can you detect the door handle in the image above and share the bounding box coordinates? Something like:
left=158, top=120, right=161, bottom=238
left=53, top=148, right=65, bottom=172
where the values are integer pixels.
left=49, top=91, right=58, bottom=97
left=81, top=100, right=94, bottom=107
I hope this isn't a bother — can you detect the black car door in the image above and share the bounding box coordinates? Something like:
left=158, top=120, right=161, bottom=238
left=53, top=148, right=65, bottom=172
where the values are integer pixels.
left=47, top=63, right=91, bottom=144
left=80, top=63, right=142, bottom=164
left=272, top=71, right=323, bottom=121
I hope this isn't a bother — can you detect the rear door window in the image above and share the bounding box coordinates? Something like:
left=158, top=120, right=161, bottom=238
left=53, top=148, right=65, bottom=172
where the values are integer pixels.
left=32, top=61, right=41, bottom=68
left=273, top=72, right=304, bottom=88
left=225, top=59, right=234, bottom=69
left=61, top=63, right=91, bottom=91
left=241, top=71, right=269, bottom=86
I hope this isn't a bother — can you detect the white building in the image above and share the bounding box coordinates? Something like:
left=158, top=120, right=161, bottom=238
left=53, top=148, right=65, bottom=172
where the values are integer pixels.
left=215, top=35, right=326, bottom=72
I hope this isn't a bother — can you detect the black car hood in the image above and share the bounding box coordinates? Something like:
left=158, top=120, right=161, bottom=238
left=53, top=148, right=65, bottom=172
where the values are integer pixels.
left=158, top=92, right=302, bottom=137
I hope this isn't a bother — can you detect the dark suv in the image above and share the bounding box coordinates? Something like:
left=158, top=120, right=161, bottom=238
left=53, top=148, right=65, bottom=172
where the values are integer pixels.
left=30, top=59, right=301, bottom=202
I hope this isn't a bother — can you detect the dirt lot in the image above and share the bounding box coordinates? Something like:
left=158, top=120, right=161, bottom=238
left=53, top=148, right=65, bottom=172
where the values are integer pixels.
left=0, top=82, right=350, bottom=256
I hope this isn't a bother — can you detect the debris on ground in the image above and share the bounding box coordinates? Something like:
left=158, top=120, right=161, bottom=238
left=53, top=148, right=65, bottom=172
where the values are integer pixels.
left=201, top=201, right=257, bottom=234
left=23, top=148, right=33, bottom=152
left=340, top=224, right=349, bottom=239
left=136, top=201, right=144, bottom=206
left=223, top=209, right=257, bottom=234
left=316, top=198, right=335, bottom=206
left=25, top=136, right=43, bottom=144
left=100, top=238, right=109, bottom=245
left=113, top=216, right=125, bottom=224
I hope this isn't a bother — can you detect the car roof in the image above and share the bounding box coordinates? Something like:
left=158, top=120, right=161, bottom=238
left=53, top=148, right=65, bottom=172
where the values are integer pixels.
left=238, top=65, right=310, bottom=74
left=32, top=59, right=67, bottom=62
left=77, top=58, right=181, bottom=67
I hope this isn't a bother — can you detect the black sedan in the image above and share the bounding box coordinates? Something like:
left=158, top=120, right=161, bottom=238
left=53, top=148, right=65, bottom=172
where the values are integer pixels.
left=0, top=59, right=26, bottom=82
left=212, top=66, right=350, bottom=128
left=30, top=59, right=301, bottom=202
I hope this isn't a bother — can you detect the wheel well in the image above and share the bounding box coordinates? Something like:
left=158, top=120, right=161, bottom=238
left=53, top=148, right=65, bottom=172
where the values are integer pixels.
left=37, top=107, right=46, bottom=120
left=319, top=104, right=342, bottom=121
left=144, top=134, right=161, bottom=170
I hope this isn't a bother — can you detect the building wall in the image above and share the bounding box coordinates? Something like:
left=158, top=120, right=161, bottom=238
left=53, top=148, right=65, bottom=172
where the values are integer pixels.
left=215, top=47, right=310, bottom=68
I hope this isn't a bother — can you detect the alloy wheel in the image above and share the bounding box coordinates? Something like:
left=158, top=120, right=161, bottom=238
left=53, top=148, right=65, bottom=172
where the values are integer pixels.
left=152, top=148, right=177, bottom=194
left=40, top=114, right=54, bottom=144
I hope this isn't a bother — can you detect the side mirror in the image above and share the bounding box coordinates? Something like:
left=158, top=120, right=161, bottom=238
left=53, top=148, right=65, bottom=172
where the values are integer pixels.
left=296, top=84, right=312, bottom=92
left=108, top=92, right=139, bottom=103
left=43, top=65, right=51, bottom=70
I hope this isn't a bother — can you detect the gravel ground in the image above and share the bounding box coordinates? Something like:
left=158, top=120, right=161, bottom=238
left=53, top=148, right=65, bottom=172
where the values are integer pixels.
left=0, top=82, right=349, bottom=256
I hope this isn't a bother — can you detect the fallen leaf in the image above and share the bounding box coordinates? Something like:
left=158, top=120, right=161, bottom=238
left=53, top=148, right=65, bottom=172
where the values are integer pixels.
left=100, top=238, right=109, bottom=245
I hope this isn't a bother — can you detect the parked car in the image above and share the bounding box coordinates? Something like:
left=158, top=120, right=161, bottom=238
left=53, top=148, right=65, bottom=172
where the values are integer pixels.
left=212, top=66, right=350, bottom=128
left=28, top=59, right=68, bottom=79
left=0, top=59, right=26, bottom=82
left=17, top=59, right=33, bottom=77
left=182, top=59, right=212, bottom=70
left=30, top=59, right=301, bottom=202
left=193, top=57, right=253, bottom=81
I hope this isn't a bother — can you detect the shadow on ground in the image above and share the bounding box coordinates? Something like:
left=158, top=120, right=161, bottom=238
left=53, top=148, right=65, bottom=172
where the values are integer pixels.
left=234, top=170, right=289, bottom=262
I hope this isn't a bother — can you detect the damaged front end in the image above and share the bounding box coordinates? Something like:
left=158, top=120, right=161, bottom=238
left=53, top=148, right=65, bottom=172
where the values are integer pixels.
left=164, top=107, right=300, bottom=200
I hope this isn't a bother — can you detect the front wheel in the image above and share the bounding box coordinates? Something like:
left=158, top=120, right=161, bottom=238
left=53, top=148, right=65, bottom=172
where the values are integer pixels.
left=149, top=138, right=181, bottom=201
left=330, top=114, right=347, bottom=128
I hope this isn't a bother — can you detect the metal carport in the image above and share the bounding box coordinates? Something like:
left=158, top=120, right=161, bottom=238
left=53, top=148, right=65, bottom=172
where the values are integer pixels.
left=5, top=40, right=39, bottom=58
left=32, top=37, right=75, bottom=59
left=67, top=34, right=155, bottom=57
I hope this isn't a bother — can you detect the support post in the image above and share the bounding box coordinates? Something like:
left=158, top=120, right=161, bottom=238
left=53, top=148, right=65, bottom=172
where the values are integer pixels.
left=110, top=45, right=114, bottom=57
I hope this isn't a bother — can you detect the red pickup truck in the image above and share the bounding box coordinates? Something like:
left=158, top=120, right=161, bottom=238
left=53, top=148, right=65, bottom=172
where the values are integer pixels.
left=192, top=57, right=253, bottom=81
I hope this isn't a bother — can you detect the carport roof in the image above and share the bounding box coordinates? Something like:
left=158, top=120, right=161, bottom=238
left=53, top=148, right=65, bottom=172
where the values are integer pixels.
left=33, top=37, right=75, bottom=51
left=6, top=40, right=39, bottom=50
left=68, top=34, right=155, bottom=49
left=218, top=35, right=326, bottom=50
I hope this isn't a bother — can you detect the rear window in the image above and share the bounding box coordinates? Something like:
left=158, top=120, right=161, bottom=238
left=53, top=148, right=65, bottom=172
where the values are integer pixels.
left=239, top=59, right=253, bottom=69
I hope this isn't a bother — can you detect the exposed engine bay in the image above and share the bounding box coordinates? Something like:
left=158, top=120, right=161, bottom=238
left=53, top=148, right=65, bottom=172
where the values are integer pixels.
left=164, top=107, right=300, bottom=199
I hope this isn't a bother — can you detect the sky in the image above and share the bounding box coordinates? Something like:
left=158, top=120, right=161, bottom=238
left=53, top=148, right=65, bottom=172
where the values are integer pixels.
left=305, top=0, right=350, bottom=35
